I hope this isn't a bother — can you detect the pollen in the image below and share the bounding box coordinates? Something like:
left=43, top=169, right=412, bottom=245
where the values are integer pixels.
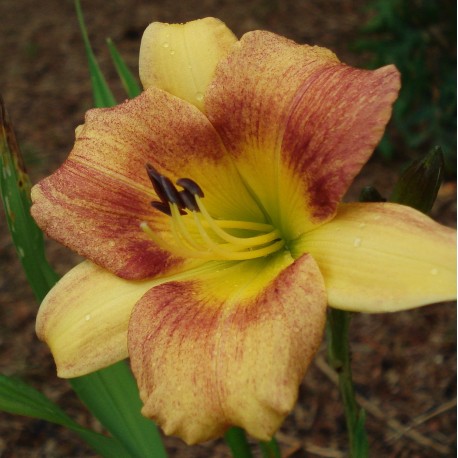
left=141, top=164, right=285, bottom=261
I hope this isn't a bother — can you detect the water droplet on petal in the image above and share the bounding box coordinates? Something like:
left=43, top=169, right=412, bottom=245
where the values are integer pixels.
left=169, top=49, right=175, bottom=55
left=85, top=314, right=91, bottom=321
left=430, top=268, right=439, bottom=275
left=353, top=238, right=362, bottom=247
left=195, top=92, right=204, bottom=102
left=162, top=42, right=170, bottom=48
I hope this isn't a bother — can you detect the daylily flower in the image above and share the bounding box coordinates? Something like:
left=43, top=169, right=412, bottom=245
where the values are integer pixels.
left=31, top=18, right=456, bottom=444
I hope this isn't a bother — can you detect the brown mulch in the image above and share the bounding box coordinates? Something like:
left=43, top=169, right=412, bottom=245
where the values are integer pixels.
left=0, top=1, right=456, bottom=457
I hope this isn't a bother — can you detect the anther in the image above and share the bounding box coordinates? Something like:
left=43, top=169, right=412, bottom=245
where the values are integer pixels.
left=176, top=178, right=204, bottom=197
left=150, top=201, right=172, bottom=216
left=179, top=189, right=199, bottom=212
left=145, top=164, right=168, bottom=204
left=151, top=201, right=187, bottom=215
left=145, top=163, right=161, bottom=181
left=160, top=176, right=185, bottom=208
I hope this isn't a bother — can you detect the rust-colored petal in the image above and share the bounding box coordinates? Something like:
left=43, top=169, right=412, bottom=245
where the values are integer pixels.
left=128, top=252, right=327, bottom=443
left=292, top=202, right=457, bottom=312
left=205, top=31, right=400, bottom=240
left=36, top=259, right=224, bottom=377
left=31, top=87, right=263, bottom=279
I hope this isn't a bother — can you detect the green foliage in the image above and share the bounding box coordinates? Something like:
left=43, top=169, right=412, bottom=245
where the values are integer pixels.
left=0, top=375, right=130, bottom=457
left=354, top=0, right=456, bottom=174
left=0, top=97, right=60, bottom=302
left=107, top=38, right=142, bottom=98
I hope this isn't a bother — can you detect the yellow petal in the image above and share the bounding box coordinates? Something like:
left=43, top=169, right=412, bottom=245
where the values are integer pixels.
left=293, top=202, right=456, bottom=312
left=129, top=252, right=327, bottom=444
left=36, top=260, right=237, bottom=377
left=36, top=261, right=161, bottom=377
left=139, top=18, right=237, bottom=110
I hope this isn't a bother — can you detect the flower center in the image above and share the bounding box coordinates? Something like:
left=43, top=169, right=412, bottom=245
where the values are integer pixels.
left=140, top=164, right=285, bottom=261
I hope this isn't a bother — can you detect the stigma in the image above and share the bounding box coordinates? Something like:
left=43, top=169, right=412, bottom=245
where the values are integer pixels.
left=140, top=164, right=285, bottom=261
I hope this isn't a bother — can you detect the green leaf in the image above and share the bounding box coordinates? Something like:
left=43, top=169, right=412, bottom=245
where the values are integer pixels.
left=75, top=0, right=116, bottom=108
left=106, top=38, right=142, bottom=98
left=0, top=374, right=130, bottom=457
left=70, top=362, right=167, bottom=458
left=259, top=437, right=282, bottom=458
left=224, top=427, right=254, bottom=458
left=0, top=96, right=59, bottom=302
left=353, top=409, right=369, bottom=458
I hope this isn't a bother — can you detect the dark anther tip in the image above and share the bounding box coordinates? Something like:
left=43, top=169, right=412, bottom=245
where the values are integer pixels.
left=176, top=178, right=204, bottom=197
left=145, top=165, right=169, bottom=204
left=151, top=201, right=172, bottom=216
left=145, top=163, right=161, bottom=180
left=179, top=190, right=199, bottom=212
left=160, top=176, right=185, bottom=207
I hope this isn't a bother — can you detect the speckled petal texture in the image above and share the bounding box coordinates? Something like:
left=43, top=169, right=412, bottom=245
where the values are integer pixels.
left=128, top=252, right=327, bottom=443
left=31, top=87, right=262, bottom=279
left=205, top=31, right=400, bottom=239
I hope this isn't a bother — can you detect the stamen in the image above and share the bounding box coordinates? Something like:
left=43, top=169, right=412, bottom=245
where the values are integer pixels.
left=150, top=201, right=172, bottom=216
left=160, top=176, right=184, bottom=208
left=146, top=163, right=168, bottom=204
left=143, top=166, right=285, bottom=261
left=170, top=203, right=205, bottom=250
left=176, top=178, right=204, bottom=197
left=140, top=222, right=213, bottom=260
left=194, top=195, right=281, bottom=246
left=191, top=211, right=285, bottom=260
left=179, top=189, right=199, bottom=212
left=212, top=220, right=275, bottom=232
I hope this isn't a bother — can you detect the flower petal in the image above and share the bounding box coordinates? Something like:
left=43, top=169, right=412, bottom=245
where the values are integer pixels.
left=139, top=18, right=237, bottom=110
left=36, top=261, right=156, bottom=377
left=31, top=87, right=263, bottom=279
left=36, top=260, right=223, bottom=377
left=292, top=203, right=457, bottom=312
left=128, top=252, right=327, bottom=444
left=206, top=31, right=400, bottom=239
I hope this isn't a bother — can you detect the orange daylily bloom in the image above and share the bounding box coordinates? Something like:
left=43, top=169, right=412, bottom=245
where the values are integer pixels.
left=31, top=18, right=456, bottom=444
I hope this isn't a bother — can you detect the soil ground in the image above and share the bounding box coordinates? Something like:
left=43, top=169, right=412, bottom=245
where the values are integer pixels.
left=0, top=1, right=456, bottom=457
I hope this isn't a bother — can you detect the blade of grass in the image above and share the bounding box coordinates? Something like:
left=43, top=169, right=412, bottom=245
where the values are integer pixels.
left=0, top=375, right=130, bottom=457
left=71, top=362, right=167, bottom=458
left=75, top=0, right=116, bottom=107
left=259, top=437, right=282, bottom=458
left=106, top=38, right=141, bottom=98
left=0, top=97, right=59, bottom=301
left=224, top=427, right=254, bottom=458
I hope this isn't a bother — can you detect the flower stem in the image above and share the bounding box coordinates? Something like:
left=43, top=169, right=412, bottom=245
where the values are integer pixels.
left=224, top=427, right=253, bottom=458
left=327, top=309, right=368, bottom=458
left=259, top=437, right=281, bottom=458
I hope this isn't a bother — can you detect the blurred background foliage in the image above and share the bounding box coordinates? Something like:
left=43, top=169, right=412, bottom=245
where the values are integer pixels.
left=353, top=0, right=456, bottom=176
